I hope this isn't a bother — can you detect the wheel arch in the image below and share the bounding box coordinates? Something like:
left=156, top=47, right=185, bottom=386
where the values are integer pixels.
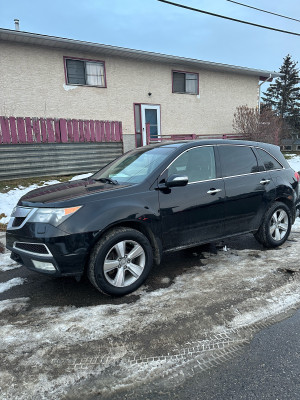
left=84, top=221, right=162, bottom=273
left=275, top=196, right=296, bottom=222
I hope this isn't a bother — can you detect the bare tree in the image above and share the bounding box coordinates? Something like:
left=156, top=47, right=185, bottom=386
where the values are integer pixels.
left=232, top=105, right=288, bottom=145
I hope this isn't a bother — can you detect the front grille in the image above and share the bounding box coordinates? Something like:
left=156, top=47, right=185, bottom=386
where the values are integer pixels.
left=12, top=217, right=26, bottom=227
left=14, top=242, right=49, bottom=255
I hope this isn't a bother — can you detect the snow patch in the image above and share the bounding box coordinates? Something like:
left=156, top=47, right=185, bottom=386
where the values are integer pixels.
left=228, top=283, right=300, bottom=329
left=0, top=253, right=20, bottom=271
left=287, top=154, right=300, bottom=172
left=0, top=297, right=29, bottom=314
left=0, top=277, right=25, bottom=293
left=0, top=180, right=60, bottom=224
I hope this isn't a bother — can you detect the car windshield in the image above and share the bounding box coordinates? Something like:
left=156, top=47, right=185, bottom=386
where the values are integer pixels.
left=92, top=146, right=176, bottom=184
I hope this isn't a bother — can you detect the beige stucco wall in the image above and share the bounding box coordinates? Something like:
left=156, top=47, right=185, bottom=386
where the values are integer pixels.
left=0, top=41, right=259, bottom=147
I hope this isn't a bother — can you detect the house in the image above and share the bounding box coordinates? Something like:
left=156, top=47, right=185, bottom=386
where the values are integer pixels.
left=0, top=27, right=280, bottom=179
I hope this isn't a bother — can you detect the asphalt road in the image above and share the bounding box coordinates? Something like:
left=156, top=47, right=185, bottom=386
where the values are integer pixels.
left=133, top=309, right=300, bottom=400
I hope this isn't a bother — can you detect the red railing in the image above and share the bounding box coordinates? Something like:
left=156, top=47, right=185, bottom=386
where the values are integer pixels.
left=0, top=116, right=122, bottom=144
left=146, top=123, right=243, bottom=144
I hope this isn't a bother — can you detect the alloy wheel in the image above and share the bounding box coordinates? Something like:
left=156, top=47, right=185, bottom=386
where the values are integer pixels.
left=269, top=209, right=289, bottom=241
left=103, top=240, right=146, bottom=287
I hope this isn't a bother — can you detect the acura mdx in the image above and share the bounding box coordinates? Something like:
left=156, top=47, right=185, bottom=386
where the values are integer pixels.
left=6, top=140, right=299, bottom=296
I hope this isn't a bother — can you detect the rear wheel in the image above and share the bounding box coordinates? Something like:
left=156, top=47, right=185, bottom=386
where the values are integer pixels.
left=254, top=202, right=292, bottom=248
left=88, top=227, right=153, bottom=296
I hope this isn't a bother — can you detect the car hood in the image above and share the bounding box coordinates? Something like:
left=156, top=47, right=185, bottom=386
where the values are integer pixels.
left=18, top=179, right=130, bottom=206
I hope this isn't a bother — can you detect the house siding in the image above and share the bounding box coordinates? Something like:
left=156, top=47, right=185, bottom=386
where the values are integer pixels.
left=0, top=41, right=258, bottom=150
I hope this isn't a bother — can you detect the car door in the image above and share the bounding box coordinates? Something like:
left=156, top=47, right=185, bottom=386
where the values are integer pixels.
left=158, top=145, right=225, bottom=250
left=217, top=144, right=275, bottom=236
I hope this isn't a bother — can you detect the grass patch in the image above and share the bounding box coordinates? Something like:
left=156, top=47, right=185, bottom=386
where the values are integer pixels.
left=0, top=175, right=73, bottom=194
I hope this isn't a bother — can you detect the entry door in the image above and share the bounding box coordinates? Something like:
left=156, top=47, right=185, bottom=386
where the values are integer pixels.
left=141, top=104, right=161, bottom=146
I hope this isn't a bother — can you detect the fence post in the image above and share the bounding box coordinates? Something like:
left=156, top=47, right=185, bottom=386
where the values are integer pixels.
left=0, top=117, right=10, bottom=144
left=146, top=123, right=150, bottom=144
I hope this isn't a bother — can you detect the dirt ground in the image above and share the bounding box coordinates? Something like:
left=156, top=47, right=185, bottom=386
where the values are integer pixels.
left=1, top=221, right=300, bottom=399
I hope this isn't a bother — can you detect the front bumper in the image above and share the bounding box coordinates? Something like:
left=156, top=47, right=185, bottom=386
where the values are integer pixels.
left=6, top=222, right=94, bottom=277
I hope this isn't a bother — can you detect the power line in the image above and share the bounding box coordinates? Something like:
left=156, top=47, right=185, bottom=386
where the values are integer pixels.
left=157, top=0, right=300, bottom=36
left=226, top=0, right=300, bottom=23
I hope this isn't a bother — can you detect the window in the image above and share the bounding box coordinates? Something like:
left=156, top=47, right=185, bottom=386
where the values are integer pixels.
left=218, top=145, right=258, bottom=177
left=168, top=146, right=216, bottom=183
left=284, top=146, right=292, bottom=151
left=256, top=148, right=283, bottom=171
left=172, top=71, right=198, bottom=94
left=93, top=147, right=176, bottom=184
left=65, top=58, right=106, bottom=87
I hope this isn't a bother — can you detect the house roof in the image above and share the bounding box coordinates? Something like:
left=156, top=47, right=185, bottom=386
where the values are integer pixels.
left=0, top=27, right=281, bottom=80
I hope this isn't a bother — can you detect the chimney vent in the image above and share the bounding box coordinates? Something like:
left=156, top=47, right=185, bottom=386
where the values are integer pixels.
left=14, top=19, right=19, bottom=31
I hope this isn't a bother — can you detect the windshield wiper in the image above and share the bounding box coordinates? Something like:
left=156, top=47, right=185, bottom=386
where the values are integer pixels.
left=95, top=177, right=119, bottom=185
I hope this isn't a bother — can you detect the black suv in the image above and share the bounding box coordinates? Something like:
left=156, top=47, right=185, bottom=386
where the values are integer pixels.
left=6, top=140, right=299, bottom=296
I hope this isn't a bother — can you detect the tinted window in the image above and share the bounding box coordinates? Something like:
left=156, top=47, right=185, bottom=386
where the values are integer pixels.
left=168, top=146, right=216, bottom=183
left=256, top=148, right=283, bottom=171
left=218, top=145, right=258, bottom=177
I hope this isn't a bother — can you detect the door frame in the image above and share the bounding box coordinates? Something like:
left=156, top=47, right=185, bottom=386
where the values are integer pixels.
left=141, top=104, right=161, bottom=146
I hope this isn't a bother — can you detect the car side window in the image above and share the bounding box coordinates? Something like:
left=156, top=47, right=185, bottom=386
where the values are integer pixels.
left=218, top=145, right=259, bottom=177
left=256, top=148, right=283, bottom=171
left=168, top=146, right=216, bottom=183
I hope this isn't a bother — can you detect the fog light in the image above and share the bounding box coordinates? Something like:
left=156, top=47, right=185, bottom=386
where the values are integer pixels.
left=32, top=260, right=56, bottom=271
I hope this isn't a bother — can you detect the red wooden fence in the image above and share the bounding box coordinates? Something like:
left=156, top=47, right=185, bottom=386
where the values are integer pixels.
left=0, top=116, right=123, bottom=144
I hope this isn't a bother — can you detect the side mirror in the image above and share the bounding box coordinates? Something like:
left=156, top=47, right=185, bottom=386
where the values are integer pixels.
left=165, top=174, right=188, bottom=188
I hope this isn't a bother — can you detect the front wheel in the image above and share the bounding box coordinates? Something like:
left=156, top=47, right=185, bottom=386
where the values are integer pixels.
left=88, top=227, right=153, bottom=296
left=254, top=201, right=292, bottom=248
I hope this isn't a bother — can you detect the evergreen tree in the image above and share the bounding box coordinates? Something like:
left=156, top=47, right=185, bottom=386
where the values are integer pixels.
left=262, top=54, right=300, bottom=132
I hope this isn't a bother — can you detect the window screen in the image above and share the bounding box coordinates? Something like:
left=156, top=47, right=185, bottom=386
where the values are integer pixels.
left=256, top=148, right=283, bottom=171
left=218, top=146, right=258, bottom=177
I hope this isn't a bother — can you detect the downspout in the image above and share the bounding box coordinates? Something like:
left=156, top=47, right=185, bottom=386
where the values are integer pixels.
left=258, top=73, right=273, bottom=113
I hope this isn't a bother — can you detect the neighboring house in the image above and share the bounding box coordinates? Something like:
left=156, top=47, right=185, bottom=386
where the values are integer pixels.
left=0, top=27, right=281, bottom=154
left=281, top=133, right=300, bottom=152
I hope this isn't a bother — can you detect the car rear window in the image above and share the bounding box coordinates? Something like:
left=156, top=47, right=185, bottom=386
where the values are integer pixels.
left=218, top=145, right=259, bottom=177
left=256, top=148, right=283, bottom=171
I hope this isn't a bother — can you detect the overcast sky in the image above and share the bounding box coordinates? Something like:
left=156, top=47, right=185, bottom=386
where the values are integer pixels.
left=0, top=0, right=299, bottom=73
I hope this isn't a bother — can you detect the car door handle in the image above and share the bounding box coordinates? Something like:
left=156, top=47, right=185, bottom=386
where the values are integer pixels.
left=207, top=188, right=222, bottom=195
left=260, top=179, right=271, bottom=185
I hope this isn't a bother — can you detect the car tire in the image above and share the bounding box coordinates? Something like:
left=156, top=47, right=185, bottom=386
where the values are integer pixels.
left=254, top=201, right=292, bottom=248
left=88, top=227, right=153, bottom=296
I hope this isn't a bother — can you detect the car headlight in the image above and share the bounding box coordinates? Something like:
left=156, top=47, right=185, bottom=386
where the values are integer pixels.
left=28, top=206, right=82, bottom=226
